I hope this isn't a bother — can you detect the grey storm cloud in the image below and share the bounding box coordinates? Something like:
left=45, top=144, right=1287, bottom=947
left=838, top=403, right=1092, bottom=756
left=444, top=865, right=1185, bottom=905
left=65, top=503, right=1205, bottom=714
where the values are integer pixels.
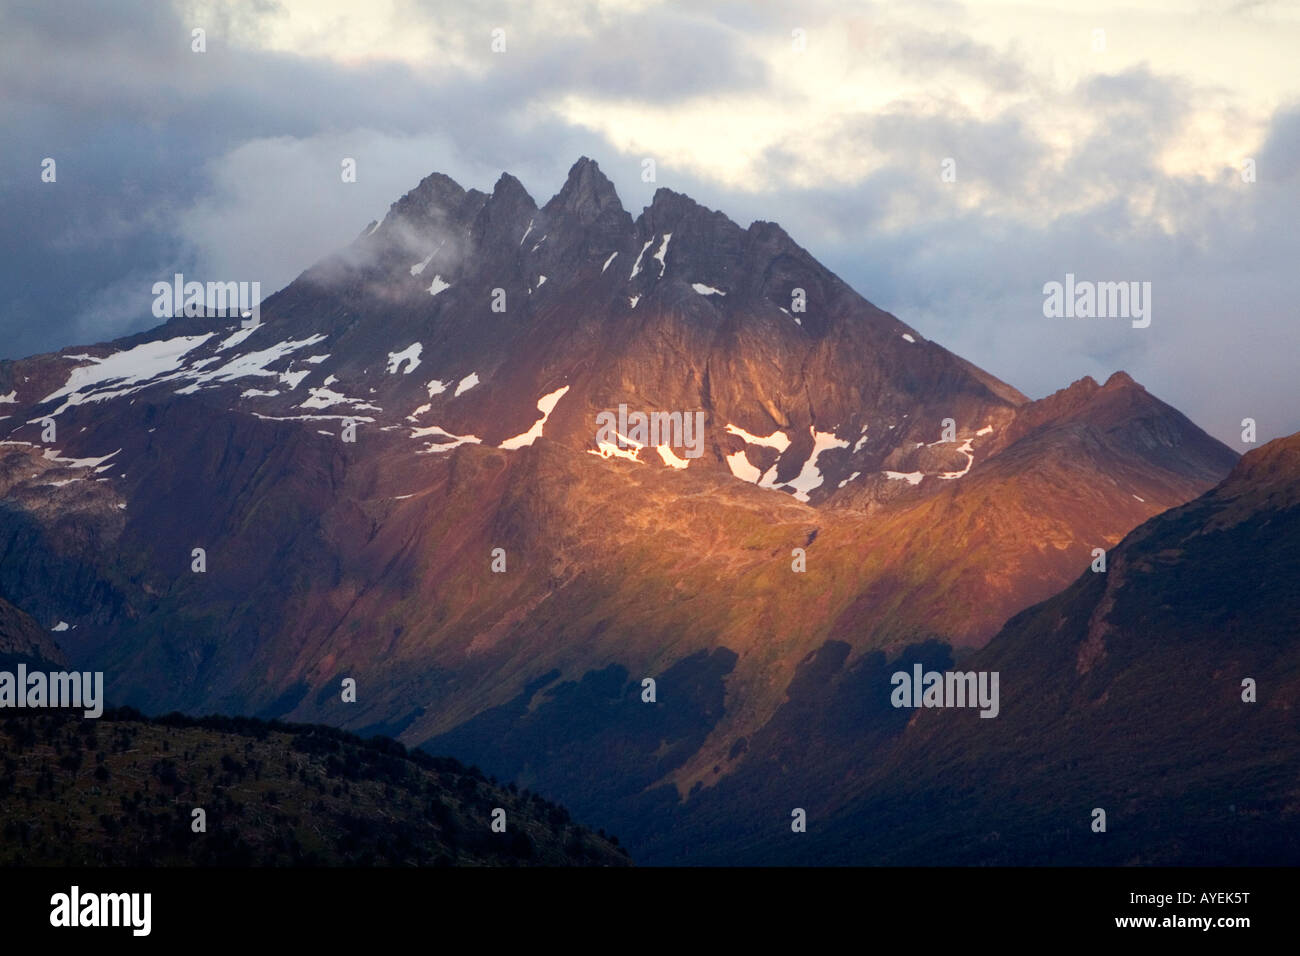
left=483, top=11, right=772, bottom=101
left=0, top=0, right=770, bottom=358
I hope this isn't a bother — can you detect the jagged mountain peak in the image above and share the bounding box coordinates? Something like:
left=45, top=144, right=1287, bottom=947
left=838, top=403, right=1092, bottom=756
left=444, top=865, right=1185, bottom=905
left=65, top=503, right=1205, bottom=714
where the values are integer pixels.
left=389, top=170, right=469, bottom=222
left=639, top=185, right=731, bottom=234
left=1030, top=373, right=1132, bottom=415
left=543, top=156, right=624, bottom=224
left=1103, top=369, right=1141, bottom=390
left=491, top=171, right=535, bottom=206
left=647, top=185, right=693, bottom=208
left=1056, top=370, right=1141, bottom=398
left=409, top=169, right=466, bottom=200
left=1, top=155, right=1234, bottom=518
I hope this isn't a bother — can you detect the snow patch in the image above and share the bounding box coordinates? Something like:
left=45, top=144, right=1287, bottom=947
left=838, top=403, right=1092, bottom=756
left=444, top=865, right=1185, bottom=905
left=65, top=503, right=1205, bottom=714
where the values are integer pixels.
left=724, top=427, right=847, bottom=501
left=629, top=239, right=654, bottom=279
left=500, top=385, right=570, bottom=450
left=0, top=391, right=15, bottom=403
left=410, top=252, right=434, bottom=276
left=40, top=335, right=215, bottom=412
left=589, top=432, right=643, bottom=464
left=784, top=428, right=850, bottom=501
left=254, top=412, right=375, bottom=423
left=655, top=445, right=690, bottom=469
left=725, top=423, right=791, bottom=452
left=43, top=448, right=120, bottom=470
left=454, top=373, right=479, bottom=397
left=216, top=326, right=260, bottom=352
left=426, top=380, right=447, bottom=398
left=901, top=333, right=915, bottom=343
left=278, top=369, right=312, bottom=390
left=725, top=450, right=762, bottom=483
left=601, top=251, right=619, bottom=273
left=52, top=621, right=70, bottom=632
left=883, top=471, right=925, bottom=485
left=387, top=343, right=423, bottom=375
left=938, top=439, right=975, bottom=479
left=629, top=295, right=640, bottom=308
left=411, top=424, right=482, bottom=454
left=692, top=283, right=725, bottom=296
left=653, top=233, right=672, bottom=277
left=299, top=388, right=380, bottom=411
left=427, top=275, right=450, bottom=296
left=172, top=334, right=327, bottom=395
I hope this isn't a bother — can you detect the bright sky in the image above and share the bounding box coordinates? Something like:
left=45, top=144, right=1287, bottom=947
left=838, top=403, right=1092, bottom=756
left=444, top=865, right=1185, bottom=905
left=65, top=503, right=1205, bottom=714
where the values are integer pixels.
left=186, top=0, right=1300, bottom=191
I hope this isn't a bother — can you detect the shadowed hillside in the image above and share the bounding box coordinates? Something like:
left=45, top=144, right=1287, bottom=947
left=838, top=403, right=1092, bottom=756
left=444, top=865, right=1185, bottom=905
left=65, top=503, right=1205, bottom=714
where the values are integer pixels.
left=0, top=708, right=629, bottom=867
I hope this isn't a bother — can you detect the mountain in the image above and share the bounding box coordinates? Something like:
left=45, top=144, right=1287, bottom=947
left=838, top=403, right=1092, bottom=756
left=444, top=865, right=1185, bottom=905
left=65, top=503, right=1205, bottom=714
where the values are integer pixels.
left=0, top=708, right=628, bottom=866
left=0, top=158, right=1239, bottom=864
left=660, top=433, right=1299, bottom=865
